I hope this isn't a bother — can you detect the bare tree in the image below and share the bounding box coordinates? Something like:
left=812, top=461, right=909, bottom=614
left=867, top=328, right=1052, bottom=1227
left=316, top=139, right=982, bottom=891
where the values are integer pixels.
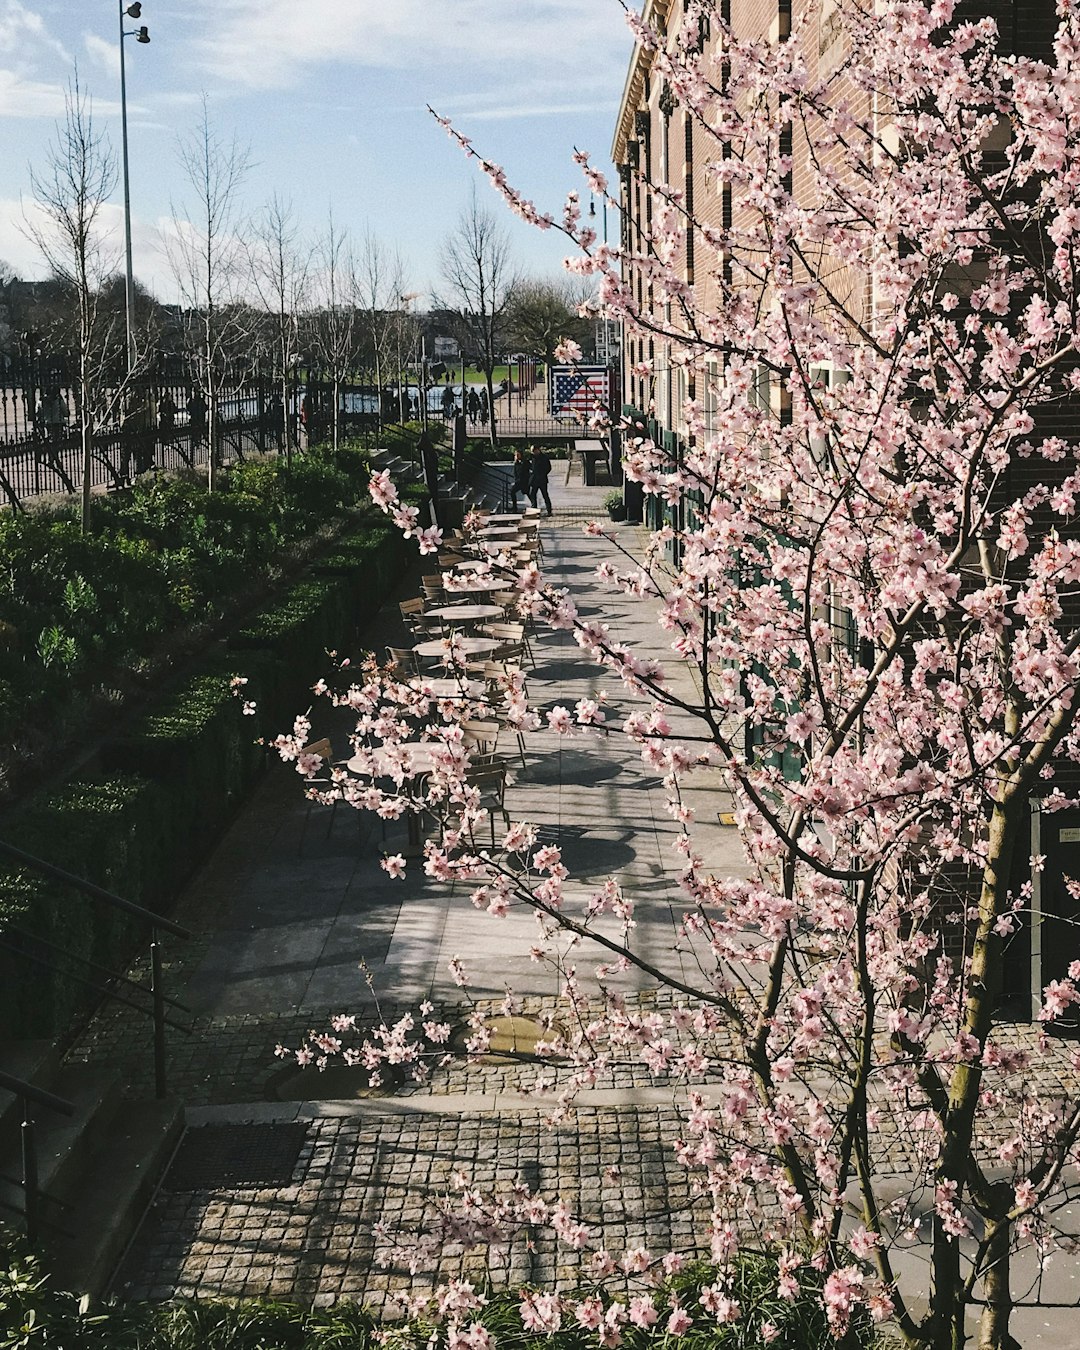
left=306, top=212, right=360, bottom=452
left=26, top=75, right=150, bottom=528
left=354, top=228, right=408, bottom=437
left=247, top=194, right=307, bottom=460
left=164, top=97, right=249, bottom=490
left=437, top=187, right=516, bottom=447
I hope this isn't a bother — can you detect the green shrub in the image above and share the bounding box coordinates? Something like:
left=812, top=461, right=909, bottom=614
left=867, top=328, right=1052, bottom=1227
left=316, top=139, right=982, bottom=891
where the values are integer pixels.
left=0, top=1239, right=894, bottom=1350
left=0, top=776, right=167, bottom=1037
left=0, top=460, right=420, bottom=1039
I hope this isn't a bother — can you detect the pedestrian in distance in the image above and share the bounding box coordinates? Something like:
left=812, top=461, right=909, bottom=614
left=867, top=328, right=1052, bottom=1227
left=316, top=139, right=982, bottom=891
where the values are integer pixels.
left=186, top=389, right=207, bottom=445
left=467, top=388, right=481, bottom=422
left=528, top=445, right=553, bottom=516
left=158, top=389, right=177, bottom=442
left=265, top=391, right=285, bottom=449
left=510, top=447, right=531, bottom=506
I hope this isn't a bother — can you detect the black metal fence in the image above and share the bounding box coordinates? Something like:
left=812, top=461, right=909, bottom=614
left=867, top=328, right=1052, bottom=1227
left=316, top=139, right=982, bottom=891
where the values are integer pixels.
left=0, top=352, right=608, bottom=509
left=0, top=355, right=408, bottom=509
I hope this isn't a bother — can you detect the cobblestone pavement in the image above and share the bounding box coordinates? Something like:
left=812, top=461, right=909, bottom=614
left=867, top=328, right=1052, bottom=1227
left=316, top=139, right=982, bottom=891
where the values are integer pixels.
left=117, top=1106, right=707, bottom=1315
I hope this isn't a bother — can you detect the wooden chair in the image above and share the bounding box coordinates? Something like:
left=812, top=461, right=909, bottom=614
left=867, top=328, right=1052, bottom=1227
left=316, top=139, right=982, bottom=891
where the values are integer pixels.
left=480, top=621, right=533, bottom=664
left=399, top=598, right=437, bottom=634
left=387, top=646, right=419, bottom=675
left=462, top=718, right=501, bottom=760
left=298, top=737, right=339, bottom=854
left=463, top=757, right=511, bottom=848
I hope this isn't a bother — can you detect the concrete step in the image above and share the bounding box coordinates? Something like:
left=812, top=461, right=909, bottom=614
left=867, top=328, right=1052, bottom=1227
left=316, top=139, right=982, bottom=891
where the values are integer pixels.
left=48, top=1097, right=184, bottom=1295
left=0, top=1064, right=120, bottom=1222
left=0, top=1040, right=62, bottom=1141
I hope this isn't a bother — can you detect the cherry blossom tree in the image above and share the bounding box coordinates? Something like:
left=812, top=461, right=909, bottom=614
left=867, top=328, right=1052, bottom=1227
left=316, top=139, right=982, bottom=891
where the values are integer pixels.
left=275, top=3, right=1080, bottom=1347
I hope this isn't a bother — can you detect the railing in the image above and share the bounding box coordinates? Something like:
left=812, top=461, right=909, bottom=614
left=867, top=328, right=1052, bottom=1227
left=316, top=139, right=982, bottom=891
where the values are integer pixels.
left=0, top=839, right=193, bottom=1101
left=0, top=1070, right=75, bottom=1247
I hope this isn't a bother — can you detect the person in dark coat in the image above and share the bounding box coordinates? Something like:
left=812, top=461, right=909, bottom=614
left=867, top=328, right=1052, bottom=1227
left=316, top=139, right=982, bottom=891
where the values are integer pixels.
left=510, top=448, right=531, bottom=506
left=528, top=446, right=553, bottom=516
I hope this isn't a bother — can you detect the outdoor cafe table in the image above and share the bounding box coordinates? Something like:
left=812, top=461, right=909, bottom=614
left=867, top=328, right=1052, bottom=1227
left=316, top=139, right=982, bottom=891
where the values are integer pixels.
left=483, top=514, right=523, bottom=524
left=409, top=677, right=487, bottom=699
left=347, top=743, right=458, bottom=853
left=444, top=576, right=507, bottom=595
left=412, top=636, right=501, bottom=661
left=475, top=526, right=521, bottom=539
left=424, top=603, right=503, bottom=624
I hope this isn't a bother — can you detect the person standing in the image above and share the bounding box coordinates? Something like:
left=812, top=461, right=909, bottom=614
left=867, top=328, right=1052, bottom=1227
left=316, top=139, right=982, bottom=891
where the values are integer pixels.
left=187, top=389, right=208, bottom=446
left=528, top=445, right=553, bottom=516
left=158, top=389, right=177, bottom=442
left=510, top=447, right=531, bottom=507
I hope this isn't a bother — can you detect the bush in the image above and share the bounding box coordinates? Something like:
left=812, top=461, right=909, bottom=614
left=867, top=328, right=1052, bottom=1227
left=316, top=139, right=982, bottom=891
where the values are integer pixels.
left=0, top=452, right=377, bottom=759
left=0, top=775, right=167, bottom=1037
left=0, top=1238, right=894, bottom=1350
left=0, top=481, right=428, bottom=1038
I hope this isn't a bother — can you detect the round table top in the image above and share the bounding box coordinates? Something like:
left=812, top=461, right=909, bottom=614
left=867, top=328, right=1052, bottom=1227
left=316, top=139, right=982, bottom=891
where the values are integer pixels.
left=425, top=603, right=503, bottom=622
left=484, top=514, right=523, bottom=524
left=409, top=677, right=487, bottom=699
left=476, top=526, right=521, bottom=538
left=347, top=744, right=445, bottom=777
left=412, top=635, right=500, bottom=658
left=445, top=577, right=507, bottom=594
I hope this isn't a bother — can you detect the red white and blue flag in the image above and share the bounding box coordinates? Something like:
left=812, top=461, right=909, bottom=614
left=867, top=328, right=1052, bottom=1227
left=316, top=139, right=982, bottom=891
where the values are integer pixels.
left=550, top=366, right=610, bottom=418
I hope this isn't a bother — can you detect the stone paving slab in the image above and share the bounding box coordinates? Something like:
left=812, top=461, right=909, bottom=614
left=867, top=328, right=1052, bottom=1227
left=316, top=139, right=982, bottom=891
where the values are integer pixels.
left=116, top=1106, right=707, bottom=1314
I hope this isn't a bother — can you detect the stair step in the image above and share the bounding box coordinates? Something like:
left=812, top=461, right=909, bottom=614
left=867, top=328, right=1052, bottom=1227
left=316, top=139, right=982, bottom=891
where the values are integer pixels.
left=48, top=1097, right=184, bottom=1296
left=0, top=1040, right=63, bottom=1145
left=0, top=1064, right=120, bottom=1220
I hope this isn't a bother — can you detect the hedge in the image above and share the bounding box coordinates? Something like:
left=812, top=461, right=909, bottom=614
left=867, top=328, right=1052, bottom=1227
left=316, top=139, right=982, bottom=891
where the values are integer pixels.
left=0, top=1238, right=892, bottom=1349
left=0, top=498, right=428, bottom=1039
left=0, top=777, right=167, bottom=1038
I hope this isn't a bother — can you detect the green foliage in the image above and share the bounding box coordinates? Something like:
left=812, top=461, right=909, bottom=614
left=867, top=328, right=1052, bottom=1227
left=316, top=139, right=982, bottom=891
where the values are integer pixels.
left=0, top=776, right=166, bottom=1037
left=0, top=453, right=425, bottom=1039
left=0, top=1241, right=893, bottom=1350
left=0, top=451, right=375, bottom=753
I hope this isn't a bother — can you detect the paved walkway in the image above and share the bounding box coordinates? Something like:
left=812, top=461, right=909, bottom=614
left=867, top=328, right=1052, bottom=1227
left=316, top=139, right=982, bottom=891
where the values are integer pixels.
left=82, top=468, right=739, bottom=1309
left=81, top=466, right=1079, bottom=1345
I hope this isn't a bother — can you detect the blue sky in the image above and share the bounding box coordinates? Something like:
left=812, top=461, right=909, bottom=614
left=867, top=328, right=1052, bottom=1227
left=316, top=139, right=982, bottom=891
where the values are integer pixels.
left=0, top=0, right=634, bottom=303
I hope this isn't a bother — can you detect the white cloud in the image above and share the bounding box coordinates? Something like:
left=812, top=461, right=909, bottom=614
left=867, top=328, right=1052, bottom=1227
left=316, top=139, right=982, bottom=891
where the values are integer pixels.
left=189, top=0, right=629, bottom=91
left=452, top=101, right=620, bottom=122
left=83, top=31, right=120, bottom=80
left=0, top=69, right=64, bottom=116
left=0, top=0, right=68, bottom=62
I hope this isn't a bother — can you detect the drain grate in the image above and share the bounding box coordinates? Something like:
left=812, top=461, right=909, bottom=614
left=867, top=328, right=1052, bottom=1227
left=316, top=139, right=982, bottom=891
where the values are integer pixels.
left=164, top=1122, right=309, bottom=1191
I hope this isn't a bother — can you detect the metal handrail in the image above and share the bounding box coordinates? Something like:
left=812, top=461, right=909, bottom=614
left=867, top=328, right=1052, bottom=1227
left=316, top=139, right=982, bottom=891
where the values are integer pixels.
left=5, top=925, right=192, bottom=1014
left=0, top=839, right=192, bottom=1098
left=0, top=938, right=193, bottom=1034
left=0, top=1072, right=75, bottom=1247
left=0, top=1071, right=74, bottom=1117
left=0, top=839, right=191, bottom=939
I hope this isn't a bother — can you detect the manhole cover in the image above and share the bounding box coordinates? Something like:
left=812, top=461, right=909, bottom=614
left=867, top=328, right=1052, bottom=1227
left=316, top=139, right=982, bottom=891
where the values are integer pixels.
left=451, top=1015, right=563, bottom=1063
left=164, top=1123, right=308, bottom=1191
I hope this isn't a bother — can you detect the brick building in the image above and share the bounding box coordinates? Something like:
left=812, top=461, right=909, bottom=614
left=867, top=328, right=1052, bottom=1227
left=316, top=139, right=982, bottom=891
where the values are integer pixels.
left=610, top=0, right=1074, bottom=1017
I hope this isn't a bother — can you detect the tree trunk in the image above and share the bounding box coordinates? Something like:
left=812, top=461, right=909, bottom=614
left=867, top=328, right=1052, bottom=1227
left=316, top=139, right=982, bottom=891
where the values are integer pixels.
left=80, top=369, right=92, bottom=533
left=485, top=367, right=498, bottom=449
left=978, top=1198, right=1018, bottom=1350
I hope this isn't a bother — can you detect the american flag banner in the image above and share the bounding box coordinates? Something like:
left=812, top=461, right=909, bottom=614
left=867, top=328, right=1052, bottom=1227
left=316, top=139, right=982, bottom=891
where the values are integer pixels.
left=550, top=366, right=611, bottom=418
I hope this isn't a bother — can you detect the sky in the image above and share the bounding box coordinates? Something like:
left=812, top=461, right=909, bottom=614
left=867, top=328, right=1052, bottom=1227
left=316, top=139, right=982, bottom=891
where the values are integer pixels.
left=0, top=0, right=635, bottom=306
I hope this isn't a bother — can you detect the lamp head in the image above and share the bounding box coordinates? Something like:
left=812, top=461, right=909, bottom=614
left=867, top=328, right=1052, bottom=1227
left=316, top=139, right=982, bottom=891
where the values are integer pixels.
left=126, top=2, right=142, bottom=16
left=135, top=25, right=150, bottom=41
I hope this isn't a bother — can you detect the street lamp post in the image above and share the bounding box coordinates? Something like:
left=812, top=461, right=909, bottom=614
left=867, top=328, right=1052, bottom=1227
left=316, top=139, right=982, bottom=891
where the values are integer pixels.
left=118, top=1, right=150, bottom=373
